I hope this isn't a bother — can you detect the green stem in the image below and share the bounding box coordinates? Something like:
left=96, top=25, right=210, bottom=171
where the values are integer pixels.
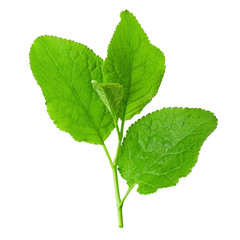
left=112, top=165, right=123, bottom=228
left=120, top=120, right=125, bottom=140
left=102, top=143, right=123, bottom=227
left=113, top=120, right=125, bottom=166
left=113, top=139, right=121, bottom=166
left=115, top=122, right=121, bottom=141
left=112, top=119, right=125, bottom=227
left=102, top=119, right=132, bottom=228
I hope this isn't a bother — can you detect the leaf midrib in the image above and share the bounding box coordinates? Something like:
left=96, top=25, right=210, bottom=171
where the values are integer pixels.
left=121, top=16, right=133, bottom=121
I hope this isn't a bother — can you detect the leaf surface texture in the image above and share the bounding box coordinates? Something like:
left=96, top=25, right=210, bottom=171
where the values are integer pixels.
left=30, top=36, right=114, bottom=144
left=103, top=10, right=165, bottom=120
left=118, top=108, right=217, bottom=194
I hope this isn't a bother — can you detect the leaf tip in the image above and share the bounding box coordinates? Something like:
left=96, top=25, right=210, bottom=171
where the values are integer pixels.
left=120, top=9, right=131, bottom=16
left=120, top=9, right=136, bottom=21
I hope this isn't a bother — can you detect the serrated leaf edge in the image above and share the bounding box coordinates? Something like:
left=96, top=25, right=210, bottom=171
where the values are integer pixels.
left=118, top=107, right=218, bottom=194
left=103, top=10, right=166, bottom=121
left=29, top=35, right=114, bottom=145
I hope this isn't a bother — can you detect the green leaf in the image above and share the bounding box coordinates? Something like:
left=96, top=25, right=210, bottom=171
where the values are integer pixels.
left=118, top=108, right=218, bottom=194
left=30, top=35, right=114, bottom=145
left=103, top=10, right=165, bottom=121
left=91, top=80, right=124, bottom=125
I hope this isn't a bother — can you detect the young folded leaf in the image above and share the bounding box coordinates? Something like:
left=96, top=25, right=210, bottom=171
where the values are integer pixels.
left=118, top=108, right=218, bottom=194
left=92, top=80, right=124, bottom=126
left=103, top=10, right=165, bottom=121
left=30, top=36, right=114, bottom=145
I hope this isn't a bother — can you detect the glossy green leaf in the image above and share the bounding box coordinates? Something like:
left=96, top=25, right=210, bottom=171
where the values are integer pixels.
left=30, top=35, right=114, bottom=144
left=103, top=10, right=165, bottom=121
left=118, top=108, right=218, bottom=194
left=92, top=80, right=124, bottom=125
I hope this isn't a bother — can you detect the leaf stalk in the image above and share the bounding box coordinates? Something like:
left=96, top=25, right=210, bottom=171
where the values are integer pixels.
left=120, top=184, right=135, bottom=207
left=111, top=165, right=123, bottom=228
left=102, top=119, right=134, bottom=228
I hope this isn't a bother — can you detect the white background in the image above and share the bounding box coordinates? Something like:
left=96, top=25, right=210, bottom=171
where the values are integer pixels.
left=0, top=0, right=240, bottom=239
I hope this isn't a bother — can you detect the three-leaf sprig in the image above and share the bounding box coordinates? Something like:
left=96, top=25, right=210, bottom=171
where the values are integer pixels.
left=29, top=10, right=217, bottom=228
